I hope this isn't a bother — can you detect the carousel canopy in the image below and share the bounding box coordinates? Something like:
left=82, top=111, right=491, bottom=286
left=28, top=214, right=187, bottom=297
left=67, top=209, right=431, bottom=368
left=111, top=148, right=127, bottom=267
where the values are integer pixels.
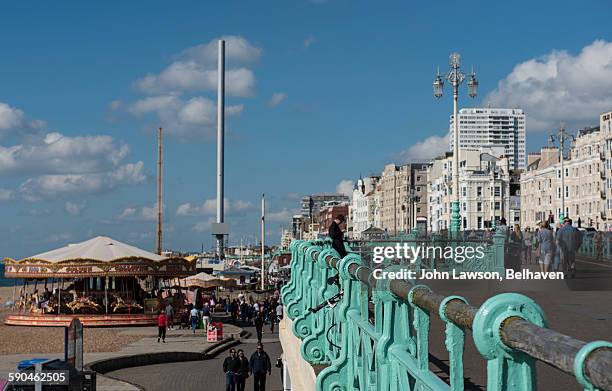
left=3, top=236, right=195, bottom=278
left=29, top=236, right=165, bottom=263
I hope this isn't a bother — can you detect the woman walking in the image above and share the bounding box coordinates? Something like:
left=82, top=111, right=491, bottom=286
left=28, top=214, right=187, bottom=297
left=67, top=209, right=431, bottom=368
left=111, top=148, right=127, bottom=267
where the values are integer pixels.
left=537, top=221, right=554, bottom=273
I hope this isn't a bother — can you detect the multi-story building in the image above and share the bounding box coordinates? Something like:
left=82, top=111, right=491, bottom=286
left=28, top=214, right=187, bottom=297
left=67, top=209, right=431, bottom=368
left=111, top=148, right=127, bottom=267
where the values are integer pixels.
left=378, top=162, right=430, bottom=235
left=451, top=108, right=526, bottom=170
left=349, top=176, right=379, bottom=239
left=428, top=149, right=511, bottom=232
left=300, top=194, right=350, bottom=219
left=318, top=204, right=349, bottom=236
left=521, top=110, right=612, bottom=230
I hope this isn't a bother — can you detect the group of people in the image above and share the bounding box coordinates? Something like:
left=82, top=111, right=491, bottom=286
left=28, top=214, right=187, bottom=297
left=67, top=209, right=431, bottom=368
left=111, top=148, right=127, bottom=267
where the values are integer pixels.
left=223, top=344, right=273, bottom=391
left=505, top=217, right=584, bottom=275
left=224, top=294, right=283, bottom=331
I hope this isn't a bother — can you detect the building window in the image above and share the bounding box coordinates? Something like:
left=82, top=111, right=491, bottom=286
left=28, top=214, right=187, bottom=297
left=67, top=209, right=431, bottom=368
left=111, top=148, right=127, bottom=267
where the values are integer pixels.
left=477, top=202, right=482, bottom=212
left=495, top=201, right=500, bottom=210
left=477, top=216, right=482, bottom=229
left=477, top=186, right=482, bottom=197
left=494, top=186, right=501, bottom=196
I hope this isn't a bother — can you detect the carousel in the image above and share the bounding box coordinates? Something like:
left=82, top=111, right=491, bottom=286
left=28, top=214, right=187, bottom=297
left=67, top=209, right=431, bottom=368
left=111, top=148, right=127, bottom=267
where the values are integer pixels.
left=2, top=236, right=196, bottom=327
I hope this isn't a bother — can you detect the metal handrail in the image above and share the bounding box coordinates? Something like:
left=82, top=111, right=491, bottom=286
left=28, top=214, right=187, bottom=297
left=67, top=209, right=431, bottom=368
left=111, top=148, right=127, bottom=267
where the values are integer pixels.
left=298, top=246, right=612, bottom=390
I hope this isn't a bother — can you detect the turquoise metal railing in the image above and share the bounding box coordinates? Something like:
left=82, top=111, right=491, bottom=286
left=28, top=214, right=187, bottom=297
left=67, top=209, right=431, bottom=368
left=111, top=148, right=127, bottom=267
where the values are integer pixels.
left=281, top=237, right=612, bottom=391
left=577, top=233, right=612, bottom=261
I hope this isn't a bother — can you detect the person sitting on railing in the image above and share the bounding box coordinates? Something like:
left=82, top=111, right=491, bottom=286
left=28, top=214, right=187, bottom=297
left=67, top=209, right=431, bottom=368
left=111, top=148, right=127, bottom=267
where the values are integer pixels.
left=329, top=214, right=348, bottom=258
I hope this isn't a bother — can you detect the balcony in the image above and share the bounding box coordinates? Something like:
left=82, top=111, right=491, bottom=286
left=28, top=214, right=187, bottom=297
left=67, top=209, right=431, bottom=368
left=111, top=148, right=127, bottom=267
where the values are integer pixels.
left=602, top=190, right=607, bottom=199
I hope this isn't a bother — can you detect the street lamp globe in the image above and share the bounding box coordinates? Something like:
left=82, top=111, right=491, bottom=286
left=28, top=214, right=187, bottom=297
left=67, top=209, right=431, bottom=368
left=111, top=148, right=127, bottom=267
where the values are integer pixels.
left=433, top=71, right=444, bottom=99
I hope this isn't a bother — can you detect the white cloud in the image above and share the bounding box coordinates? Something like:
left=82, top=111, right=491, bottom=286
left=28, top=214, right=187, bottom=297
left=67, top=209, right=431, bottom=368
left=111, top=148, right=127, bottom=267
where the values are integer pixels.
left=304, top=35, right=316, bottom=48
left=176, top=198, right=253, bottom=216
left=118, top=204, right=159, bottom=221
left=486, top=40, right=612, bottom=131
left=19, top=161, right=146, bottom=201
left=0, top=188, right=14, bottom=201
left=193, top=218, right=216, bottom=233
left=336, top=180, right=354, bottom=197
left=268, top=92, right=287, bottom=107
left=267, top=208, right=295, bottom=222
left=397, top=134, right=450, bottom=161
left=134, top=36, right=261, bottom=97
left=0, top=132, right=129, bottom=175
left=119, top=207, right=136, bottom=219
left=123, top=95, right=243, bottom=138
left=64, top=201, right=86, bottom=216
left=0, top=102, right=45, bottom=139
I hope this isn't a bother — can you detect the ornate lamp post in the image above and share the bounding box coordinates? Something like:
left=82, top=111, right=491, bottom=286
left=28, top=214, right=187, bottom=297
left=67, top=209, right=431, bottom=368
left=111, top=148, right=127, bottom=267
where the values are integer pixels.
left=433, top=53, right=478, bottom=236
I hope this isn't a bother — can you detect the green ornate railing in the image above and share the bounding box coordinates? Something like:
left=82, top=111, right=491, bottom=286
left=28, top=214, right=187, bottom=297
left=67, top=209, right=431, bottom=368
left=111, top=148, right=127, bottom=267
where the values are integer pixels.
left=577, top=233, right=612, bottom=261
left=281, top=238, right=612, bottom=391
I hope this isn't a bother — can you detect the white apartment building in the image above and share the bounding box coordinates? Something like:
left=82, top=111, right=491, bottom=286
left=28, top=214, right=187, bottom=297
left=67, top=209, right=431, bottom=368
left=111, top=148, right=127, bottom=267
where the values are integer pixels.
left=451, top=108, right=526, bottom=170
left=428, top=149, right=511, bottom=232
left=349, top=176, right=379, bottom=239
left=521, top=110, right=612, bottom=230
left=377, top=163, right=430, bottom=235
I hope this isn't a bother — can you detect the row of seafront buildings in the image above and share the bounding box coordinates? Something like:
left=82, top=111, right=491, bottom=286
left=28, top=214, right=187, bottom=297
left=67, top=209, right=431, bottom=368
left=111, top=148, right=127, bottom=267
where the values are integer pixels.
left=284, top=107, right=612, bottom=242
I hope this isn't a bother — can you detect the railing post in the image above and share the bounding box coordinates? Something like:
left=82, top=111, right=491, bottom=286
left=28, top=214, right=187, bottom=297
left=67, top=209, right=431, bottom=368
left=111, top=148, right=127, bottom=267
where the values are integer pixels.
left=439, top=296, right=469, bottom=391
left=300, top=248, right=339, bottom=363
left=281, top=240, right=303, bottom=306
left=293, top=245, right=321, bottom=339
left=285, top=241, right=311, bottom=319
left=472, top=293, right=547, bottom=391
left=316, top=253, right=362, bottom=391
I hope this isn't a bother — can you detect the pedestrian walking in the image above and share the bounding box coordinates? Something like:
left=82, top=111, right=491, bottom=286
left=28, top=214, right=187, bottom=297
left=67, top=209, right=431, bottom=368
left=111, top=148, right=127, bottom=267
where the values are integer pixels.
left=537, top=221, right=554, bottom=273
left=329, top=214, right=347, bottom=258
left=190, top=305, right=199, bottom=333
left=249, top=343, right=271, bottom=391
left=223, top=348, right=241, bottom=391
left=255, top=313, right=264, bottom=343
left=203, top=304, right=211, bottom=331
left=236, top=349, right=250, bottom=391
left=269, top=307, right=276, bottom=333
left=275, top=302, right=283, bottom=323
left=165, top=301, right=174, bottom=330
left=157, top=311, right=167, bottom=343
left=556, top=217, right=583, bottom=278
left=523, top=227, right=533, bottom=264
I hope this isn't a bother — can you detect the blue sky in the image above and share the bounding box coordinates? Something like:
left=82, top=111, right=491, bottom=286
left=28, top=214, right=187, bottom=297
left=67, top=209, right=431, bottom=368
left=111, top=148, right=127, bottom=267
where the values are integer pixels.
left=1, top=0, right=612, bottom=258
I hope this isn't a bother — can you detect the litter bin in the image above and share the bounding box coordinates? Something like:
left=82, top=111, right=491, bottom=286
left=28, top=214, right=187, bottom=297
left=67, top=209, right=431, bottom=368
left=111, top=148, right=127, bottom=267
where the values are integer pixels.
left=17, top=359, right=50, bottom=371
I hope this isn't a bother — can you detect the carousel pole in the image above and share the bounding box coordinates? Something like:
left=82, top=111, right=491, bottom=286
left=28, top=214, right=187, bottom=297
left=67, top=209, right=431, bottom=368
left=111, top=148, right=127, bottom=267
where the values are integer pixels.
left=58, top=278, right=62, bottom=315
left=104, top=276, right=108, bottom=314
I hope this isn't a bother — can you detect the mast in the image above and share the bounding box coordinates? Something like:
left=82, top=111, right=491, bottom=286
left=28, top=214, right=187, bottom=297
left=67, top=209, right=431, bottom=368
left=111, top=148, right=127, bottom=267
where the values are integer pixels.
left=156, top=127, right=163, bottom=255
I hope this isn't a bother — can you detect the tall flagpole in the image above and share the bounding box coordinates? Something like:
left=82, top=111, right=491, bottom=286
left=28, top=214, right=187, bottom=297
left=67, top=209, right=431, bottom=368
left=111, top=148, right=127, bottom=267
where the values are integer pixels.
left=156, top=127, right=163, bottom=255
left=261, top=194, right=265, bottom=291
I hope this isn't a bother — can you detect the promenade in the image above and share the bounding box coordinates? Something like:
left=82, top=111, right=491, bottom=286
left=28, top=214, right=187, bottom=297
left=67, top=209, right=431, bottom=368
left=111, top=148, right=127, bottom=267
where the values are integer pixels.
left=0, top=322, right=242, bottom=391
left=108, top=324, right=284, bottom=391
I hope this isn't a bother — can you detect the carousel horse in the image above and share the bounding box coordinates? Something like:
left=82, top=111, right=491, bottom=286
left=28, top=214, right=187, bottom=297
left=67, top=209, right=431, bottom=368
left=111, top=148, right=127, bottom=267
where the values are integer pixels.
left=66, top=290, right=101, bottom=313
left=111, top=294, right=143, bottom=313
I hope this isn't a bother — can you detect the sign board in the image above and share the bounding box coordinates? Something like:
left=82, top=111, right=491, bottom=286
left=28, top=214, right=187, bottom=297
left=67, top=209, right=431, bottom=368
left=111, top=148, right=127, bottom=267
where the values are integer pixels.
left=64, top=318, right=83, bottom=371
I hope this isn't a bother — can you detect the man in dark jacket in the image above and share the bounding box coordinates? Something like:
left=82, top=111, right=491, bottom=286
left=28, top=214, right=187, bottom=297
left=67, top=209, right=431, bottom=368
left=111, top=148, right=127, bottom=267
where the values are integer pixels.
left=236, top=349, right=250, bottom=391
left=254, top=313, right=264, bottom=343
left=249, top=344, right=271, bottom=391
left=556, top=217, right=583, bottom=277
left=329, top=214, right=347, bottom=258
left=223, top=348, right=241, bottom=391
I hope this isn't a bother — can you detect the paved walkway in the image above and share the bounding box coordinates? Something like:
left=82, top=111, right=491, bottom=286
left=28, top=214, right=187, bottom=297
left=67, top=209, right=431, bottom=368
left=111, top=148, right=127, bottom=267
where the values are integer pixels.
left=0, top=323, right=241, bottom=391
left=108, top=324, right=284, bottom=391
